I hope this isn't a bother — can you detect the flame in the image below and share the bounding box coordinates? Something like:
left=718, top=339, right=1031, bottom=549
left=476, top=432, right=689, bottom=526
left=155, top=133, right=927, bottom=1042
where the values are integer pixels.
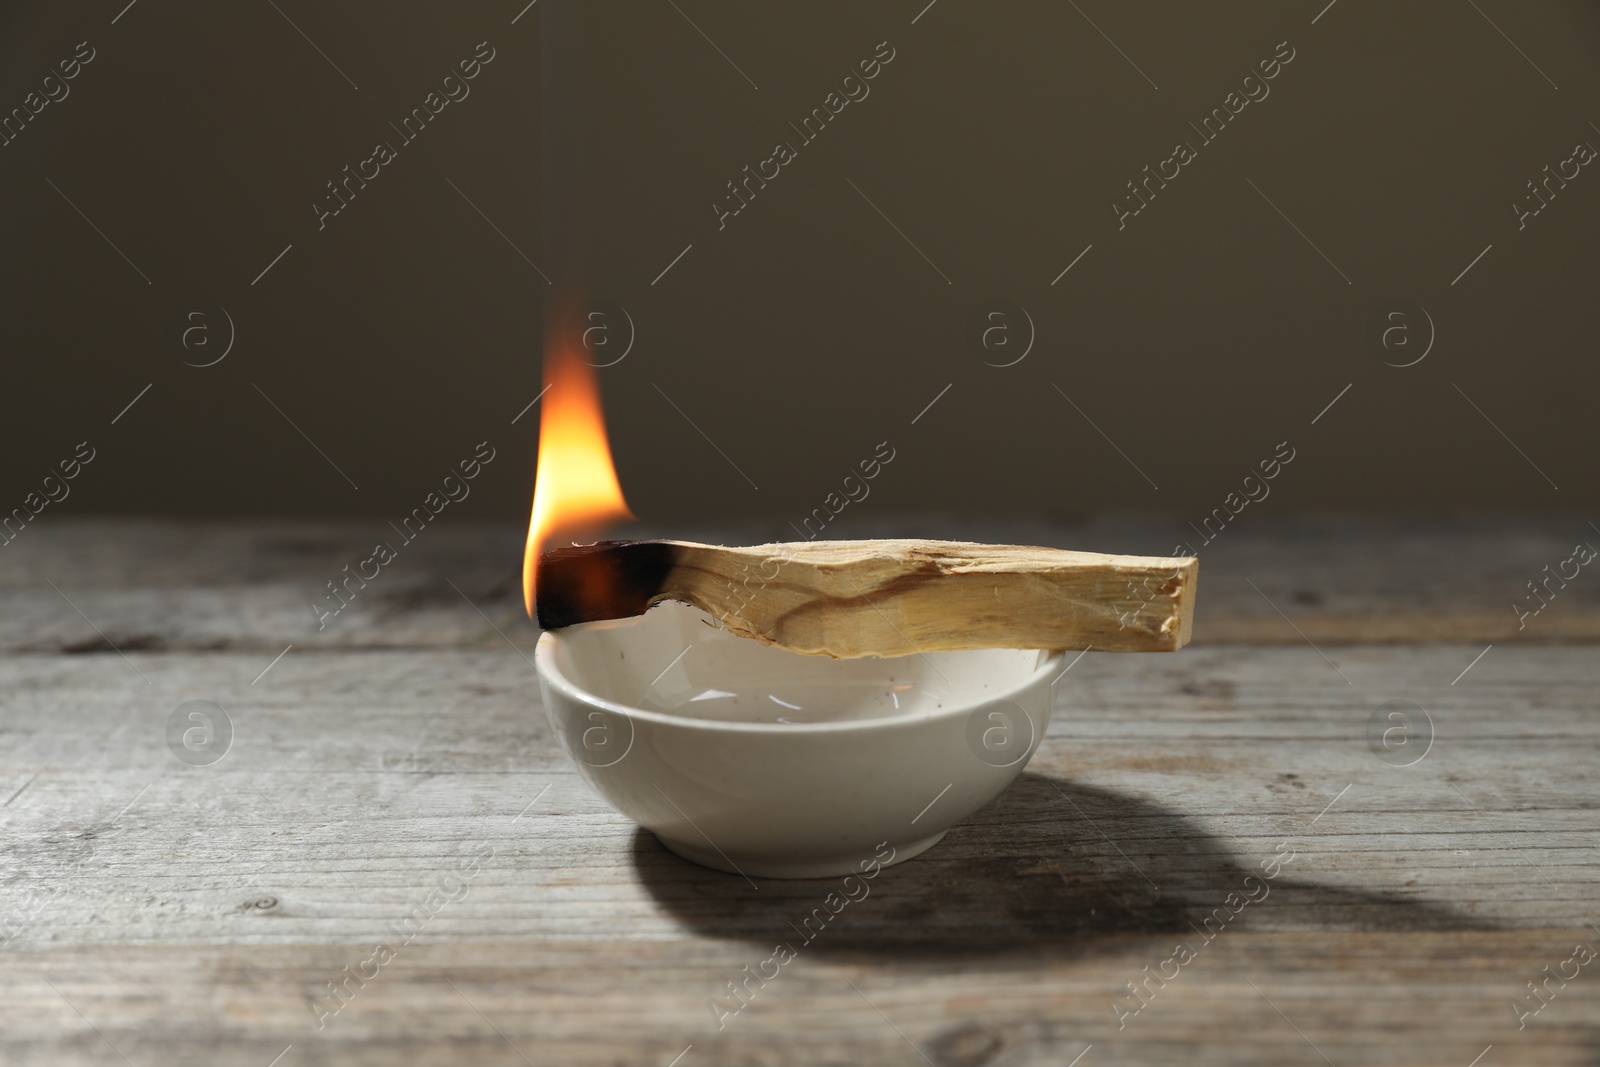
left=522, top=344, right=633, bottom=617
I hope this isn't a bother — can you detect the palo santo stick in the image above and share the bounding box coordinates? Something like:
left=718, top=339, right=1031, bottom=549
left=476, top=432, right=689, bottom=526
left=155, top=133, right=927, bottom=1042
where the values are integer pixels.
left=537, top=539, right=1197, bottom=658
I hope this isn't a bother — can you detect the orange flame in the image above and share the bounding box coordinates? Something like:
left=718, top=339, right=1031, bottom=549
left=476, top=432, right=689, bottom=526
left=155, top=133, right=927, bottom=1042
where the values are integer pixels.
left=522, top=345, right=633, bottom=617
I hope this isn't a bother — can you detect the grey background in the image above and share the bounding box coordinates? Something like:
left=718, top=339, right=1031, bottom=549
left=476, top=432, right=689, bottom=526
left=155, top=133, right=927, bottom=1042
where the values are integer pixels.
left=2, top=0, right=1596, bottom=534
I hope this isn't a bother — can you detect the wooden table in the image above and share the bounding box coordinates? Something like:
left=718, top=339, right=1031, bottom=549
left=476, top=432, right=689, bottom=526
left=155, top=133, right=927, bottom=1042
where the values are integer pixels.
left=3, top=517, right=1597, bottom=1066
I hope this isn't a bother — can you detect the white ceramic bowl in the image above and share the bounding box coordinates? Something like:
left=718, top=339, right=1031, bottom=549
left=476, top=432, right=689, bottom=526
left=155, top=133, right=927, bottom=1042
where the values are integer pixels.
left=535, top=601, right=1064, bottom=879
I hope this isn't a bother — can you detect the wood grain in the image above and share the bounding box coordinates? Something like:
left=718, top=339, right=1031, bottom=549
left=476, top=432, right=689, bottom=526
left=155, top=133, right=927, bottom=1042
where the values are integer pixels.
left=3, top=517, right=1597, bottom=654
left=4, top=934, right=1597, bottom=1066
left=639, top=539, right=1196, bottom=655
left=2, top=520, right=1597, bottom=1064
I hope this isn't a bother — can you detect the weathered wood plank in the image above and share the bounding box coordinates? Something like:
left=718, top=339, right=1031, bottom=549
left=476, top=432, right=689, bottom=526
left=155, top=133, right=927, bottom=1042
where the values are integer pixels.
left=2, top=645, right=1596, bottom=950
left=1, top=517, right=1597, bottom=653
left=2, top=933, right=1596, bottom=1065
left=2, top=520, right=1597, bottom=1065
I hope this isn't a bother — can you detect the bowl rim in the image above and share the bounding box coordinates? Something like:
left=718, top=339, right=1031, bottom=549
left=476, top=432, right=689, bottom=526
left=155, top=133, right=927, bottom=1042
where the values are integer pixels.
left=534, top=622, right=1067, bottom=735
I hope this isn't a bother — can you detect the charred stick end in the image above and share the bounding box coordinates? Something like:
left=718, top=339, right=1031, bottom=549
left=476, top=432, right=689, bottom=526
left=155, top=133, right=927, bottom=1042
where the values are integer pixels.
left=536, top=540, right=679, bottom=630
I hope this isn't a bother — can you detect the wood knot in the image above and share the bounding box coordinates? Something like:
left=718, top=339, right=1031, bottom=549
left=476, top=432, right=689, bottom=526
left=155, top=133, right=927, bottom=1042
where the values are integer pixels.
left=925, top=1021, right=1005, bottom=1067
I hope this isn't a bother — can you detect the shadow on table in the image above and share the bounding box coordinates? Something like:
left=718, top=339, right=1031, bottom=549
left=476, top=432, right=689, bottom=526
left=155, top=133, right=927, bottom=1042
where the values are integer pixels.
left=631, top=771, right=1484, bottom=957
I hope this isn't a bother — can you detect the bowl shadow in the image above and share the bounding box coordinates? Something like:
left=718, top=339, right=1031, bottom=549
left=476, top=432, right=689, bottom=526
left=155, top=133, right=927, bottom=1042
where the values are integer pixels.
left=631, top=771, right=1484, bottom=958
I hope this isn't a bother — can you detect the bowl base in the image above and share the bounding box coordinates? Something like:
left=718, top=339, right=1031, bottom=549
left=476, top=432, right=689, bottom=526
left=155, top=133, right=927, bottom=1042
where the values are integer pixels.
left=656, top=830, right=949, bottom=880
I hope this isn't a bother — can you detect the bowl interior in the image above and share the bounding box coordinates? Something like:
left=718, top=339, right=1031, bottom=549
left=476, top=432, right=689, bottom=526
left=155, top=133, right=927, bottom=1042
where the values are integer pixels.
left=546, top=601, right=1051, bottom=725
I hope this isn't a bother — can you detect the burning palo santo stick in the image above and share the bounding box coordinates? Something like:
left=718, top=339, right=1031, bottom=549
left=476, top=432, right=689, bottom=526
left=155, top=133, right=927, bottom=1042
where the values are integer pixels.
left=537, top=539, right=1197, bottom=658
left=520, top=344, right=1196, bottom=657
